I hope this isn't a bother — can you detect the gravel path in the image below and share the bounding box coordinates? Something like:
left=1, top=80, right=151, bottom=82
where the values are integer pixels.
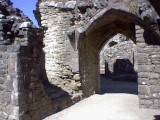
left=44, top=77, right=160, bottom=120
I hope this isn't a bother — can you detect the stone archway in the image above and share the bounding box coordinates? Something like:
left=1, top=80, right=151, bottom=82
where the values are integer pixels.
left=1, top=0, right=160, bottom=119
left=78, top=9, right=137, bottom=96
left=77, top=9, right=160, bottom=109
left=100, top=33, right=137, bottom=80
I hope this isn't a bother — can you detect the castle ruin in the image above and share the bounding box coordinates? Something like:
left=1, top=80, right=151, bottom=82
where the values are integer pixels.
left=0, top=0, right=160, bottom=119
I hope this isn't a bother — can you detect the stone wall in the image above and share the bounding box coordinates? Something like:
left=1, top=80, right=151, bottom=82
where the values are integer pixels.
left=0, top=0, right=160, bottom=120
left=0, top=1, right=82, bottom=120
left=35, top=0, right=160, bottom=110
left=100, top=34, right=137, bottom=76
left=64, top=0, right=160, bottom=109
left=136, top=25, right=160, bottom=109
left=37, top=0, right=82, bottom=98
left=0, top=0, right=40, bottom=119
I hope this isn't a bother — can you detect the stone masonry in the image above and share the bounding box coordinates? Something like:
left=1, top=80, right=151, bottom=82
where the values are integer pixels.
left=0, top=0, right=160, bottom=120
left=0, top=0, right=82, bottom=120
left=100, top=34, right=137, bottom=76
left=35, top=0, right=160, bottom=109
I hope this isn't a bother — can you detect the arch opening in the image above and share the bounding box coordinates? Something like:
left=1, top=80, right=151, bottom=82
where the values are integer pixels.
left=100, top=33, right=138, bottom=95
left=78, top=8, right=160, bottom=110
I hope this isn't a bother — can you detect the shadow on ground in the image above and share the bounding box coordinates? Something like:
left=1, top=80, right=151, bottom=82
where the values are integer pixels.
left=101, top=58, right=138, bottom=95
left=154, top=115, right=160, bottom=120
left=100, top=75, right=138, bottom=95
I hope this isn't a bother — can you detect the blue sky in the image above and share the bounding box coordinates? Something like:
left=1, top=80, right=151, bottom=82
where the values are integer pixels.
left=11, top=0, right=38, bottom=27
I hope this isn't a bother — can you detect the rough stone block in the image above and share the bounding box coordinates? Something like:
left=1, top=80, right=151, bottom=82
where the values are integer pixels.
left=7, top=45, right=20, bottom=52
left=137, top=54, right=150, bottom=63
left=73, top=74, right=80, bottom=81
left=153, top=99, right=160, bottom=109
left=138, top=72, right=150, bottom=78
left=2, top=92, right=11, bottom=103
left=136, top=43, right=146, bottom=47
left=148, top=79, right=158, bottom=85
left=138, top=78, right=149, bottom=85
left=4, top=105, right=13, bottom=116
left=0, top=53, right=8, bottom=59
left=0, top=77, right=5, bottom=84
left=0, top=46, right=7, bottom=52
left=138, top=85, right=150, bottom=94
left=136, top=37, right=144, bottom=43
left=135, top=25, right=141, bottom=30
left=19, top=22, right=31, bottom=28
left=137, top=65, right=151, bottom=72
left=5, top=76, right=14, bottom=92
left=0, top=64, right=7, bottom=70
left=150, top=85, right=160, bottom=93
left=136, top=29, right=144, bottom=34
left=136, top=34, right=143, bottom=38
left=8, top=115, right=19, bottom=120
left=55, top=2, right=64, bottom=8
left=0, top=111, right=8, bottom=119
left=152, top=60, right=160, bottom=64
left=139, top=100, right=153, bottom=108
left=65, top=1, right=77, bottom=9
left=154, top=66, right=160, bottom=73
left=149, top=73, right=159, bottom=79
left=0, top=84, right=4, bottom=91
left=0, top=70, right=7, bottom=76
left=11, top=92, right=19, bottom=106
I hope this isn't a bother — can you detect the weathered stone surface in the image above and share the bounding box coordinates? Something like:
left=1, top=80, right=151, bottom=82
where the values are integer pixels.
left=100, top=34, right=137, bottom=77
left=138, top=72, right=150, bottom=78
left=35, top=0, right=160, bottom=114
left=150, top=85, right=160, bottom=93
left=0, top=85, right=4, bottom=91
left=138, top=78, right=149, bottom=85
left=73, top=74, right=80, bottom=81
left=19, top=22, right=32, bottom=28
left=65, top=1, right=77, bottom=9
left=77, top=1, right=92, bottom=9
left=5, top=77, right=13, bottom=92
left=2, top=92, right=11, bottom=103
left=139, top=85, right=150, bottom=94
left=0, top=0, right=160, bottom=120
left=139, top=100, right=153, bottom=108
left=0, top=111, right=8, bottom=119
left=0, top=77, right=5, bottom=84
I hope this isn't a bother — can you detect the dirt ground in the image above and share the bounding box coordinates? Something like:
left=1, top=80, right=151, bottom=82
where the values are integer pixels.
left=44, top=77, right=160, bottom=120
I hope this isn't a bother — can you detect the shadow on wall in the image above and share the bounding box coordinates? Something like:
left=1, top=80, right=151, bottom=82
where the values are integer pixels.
left=144, top=29, right=160, bottom=45
left=154, top=115, right=160, bottom=120
left=105, top=59, right=137, bottom=82
left=40, top=51, right=71, bottom=109
left=101, top=59, right=138, bottom=95
left=112, top=59, right=137, bottom=82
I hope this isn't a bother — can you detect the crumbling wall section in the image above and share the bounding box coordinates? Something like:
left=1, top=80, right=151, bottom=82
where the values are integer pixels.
left=136, top=25, right=160, bottom=109
left=0, top=0, right=82, bottom=119
left=0, top=0, right=39, bottom=119
left=36, top=1, right=82, bottom=99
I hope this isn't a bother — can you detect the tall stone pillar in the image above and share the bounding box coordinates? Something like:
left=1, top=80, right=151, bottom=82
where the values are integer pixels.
left=37, top=1, right=82, bottom=96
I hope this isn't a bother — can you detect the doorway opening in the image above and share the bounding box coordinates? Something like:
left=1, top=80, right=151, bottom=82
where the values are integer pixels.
left=99, top=33, right=138, bottom=95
